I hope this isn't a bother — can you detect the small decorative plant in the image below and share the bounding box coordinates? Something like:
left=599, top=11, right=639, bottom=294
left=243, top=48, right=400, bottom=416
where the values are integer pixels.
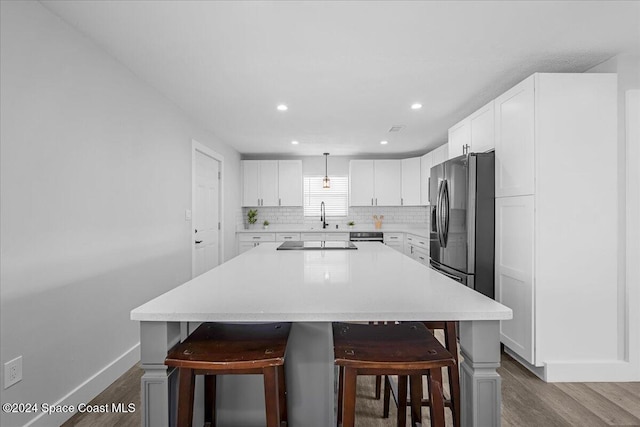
left=263, top=220, right=270, bottom=229
left=347, top=221, right=355, bottom=228
left=247, top=209, right=258, bottom=227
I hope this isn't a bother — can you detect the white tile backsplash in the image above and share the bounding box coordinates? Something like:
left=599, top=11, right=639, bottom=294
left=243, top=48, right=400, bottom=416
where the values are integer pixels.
left=239, top=206, right=428, bottom=229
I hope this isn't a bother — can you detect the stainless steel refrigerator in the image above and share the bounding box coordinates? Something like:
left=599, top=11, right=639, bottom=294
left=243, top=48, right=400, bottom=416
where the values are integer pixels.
left=429, top=152, right=495, bottom=298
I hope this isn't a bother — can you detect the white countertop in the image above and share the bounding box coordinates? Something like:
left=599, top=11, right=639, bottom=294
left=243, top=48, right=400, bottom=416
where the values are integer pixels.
left=131, top=242, right=511, bottom=323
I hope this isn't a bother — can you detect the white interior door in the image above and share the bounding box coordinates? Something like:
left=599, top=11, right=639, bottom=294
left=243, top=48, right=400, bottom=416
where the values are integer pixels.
left=194, top=149, right=220, bottom=277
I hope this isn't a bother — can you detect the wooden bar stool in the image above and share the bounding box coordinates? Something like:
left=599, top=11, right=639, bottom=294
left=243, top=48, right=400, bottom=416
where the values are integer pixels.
left=165, top=322, right=291, bottom=427
left=333, top=322, right=456, bottom=427
left=382, top=321, right=461, bottom=427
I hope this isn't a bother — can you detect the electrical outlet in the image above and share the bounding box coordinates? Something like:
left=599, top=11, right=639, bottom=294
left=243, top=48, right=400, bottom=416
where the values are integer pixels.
left=4, top=356, right=22, bottom=389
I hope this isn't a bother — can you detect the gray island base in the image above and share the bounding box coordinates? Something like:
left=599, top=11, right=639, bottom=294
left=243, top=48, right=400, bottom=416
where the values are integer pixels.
left=132, top=243, right=511, bottom=426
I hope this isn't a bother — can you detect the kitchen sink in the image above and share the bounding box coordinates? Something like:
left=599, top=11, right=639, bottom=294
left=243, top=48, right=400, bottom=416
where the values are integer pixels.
left=276, top=241, right=357, bottom=250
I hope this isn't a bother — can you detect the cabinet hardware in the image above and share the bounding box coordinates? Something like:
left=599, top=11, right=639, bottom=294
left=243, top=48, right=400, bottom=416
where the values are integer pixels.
left=401, top=198, right=403, bottom=206
left=371, top=198, right=374, bottom=206
left=279, top=198, right=281, bottom=206
left=195, top=240, right=203, bottom=244
left=253, top=237, right=260, bottom=239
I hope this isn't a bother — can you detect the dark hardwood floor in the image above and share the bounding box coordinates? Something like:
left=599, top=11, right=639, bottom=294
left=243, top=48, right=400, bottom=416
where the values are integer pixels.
left=62, top=352, right=640, bottom=426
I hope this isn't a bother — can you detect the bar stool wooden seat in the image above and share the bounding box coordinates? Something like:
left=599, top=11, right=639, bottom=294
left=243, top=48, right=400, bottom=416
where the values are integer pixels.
left=333, top=322, right=456, bottom=427
left=382, top=321, right=461, bottom=427
left=165, top=322, right=291, bottom=427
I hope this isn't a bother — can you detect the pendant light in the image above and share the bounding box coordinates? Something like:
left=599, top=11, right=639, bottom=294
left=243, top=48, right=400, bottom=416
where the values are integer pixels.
left=322, top=153, right=331, bottom=189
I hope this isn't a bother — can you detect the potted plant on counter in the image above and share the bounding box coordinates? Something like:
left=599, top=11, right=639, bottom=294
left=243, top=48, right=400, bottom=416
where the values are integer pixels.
left=263, top=220, right=270, bottom=230
left=247, top=209, right=258, bottom=229
left=347, top=221, right=355, bottom=229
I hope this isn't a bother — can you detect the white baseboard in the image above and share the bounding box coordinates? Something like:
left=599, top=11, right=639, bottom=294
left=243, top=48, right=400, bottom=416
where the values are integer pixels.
left=504, top=346, right=640, bottom=382
left=24, top=343, right=140, bottom=427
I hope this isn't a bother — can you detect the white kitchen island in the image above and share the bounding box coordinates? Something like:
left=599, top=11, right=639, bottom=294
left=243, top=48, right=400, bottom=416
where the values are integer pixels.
left=131, top=242, right=512, bottom=427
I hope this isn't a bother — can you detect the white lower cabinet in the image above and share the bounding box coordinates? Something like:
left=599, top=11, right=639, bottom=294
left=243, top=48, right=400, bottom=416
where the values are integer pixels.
left=238, top=233, right=275, bottom=254
left=495, top=196, right=534, bottom=364
left=327, top=232, right=350, bottom=241
left=276, top=233, right=301, bottom=242
left=404, top=233, right=429, bottom=266
left=301, top=232, right=350, bottom=241
left=383, top=232, right=404, bottom=253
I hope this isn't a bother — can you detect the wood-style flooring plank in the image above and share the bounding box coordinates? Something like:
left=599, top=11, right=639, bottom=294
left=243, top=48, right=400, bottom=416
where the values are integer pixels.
left=555, top=382, right=640, bottom=426
left=62, top=364, right=141, bottom=427
left=499, top=362, right=574, bottom=427
left=586, top=382, right=640, bottom=420
left=500, top=355, right=608, bottom=427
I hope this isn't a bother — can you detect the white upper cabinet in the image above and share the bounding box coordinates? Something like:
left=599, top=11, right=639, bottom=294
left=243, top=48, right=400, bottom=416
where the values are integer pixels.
left=349, top=159, right=402, bottom=206
left=448, top=100, right=495, bottom=159
left=448, top=119, right=470, bottom=159
left=374, top=160, right=402, bottom=206
left=242, top=160, right=260, bottom=207
left=494, top=76, right=535, bottom=197
left=259, top=160, right=279, bottom=206
left=241, top=160, right=302, bottom=207
left=430, top=144, right=448, bottom=169
left=420, top=152, right=432, bottom=205
left=349, top=160, right=375, bottom=206
left=401, top=157, right=421, bottom=206
left=469, top=100, right=495, bottom=153
left=277, top=160, right=303, bottom=206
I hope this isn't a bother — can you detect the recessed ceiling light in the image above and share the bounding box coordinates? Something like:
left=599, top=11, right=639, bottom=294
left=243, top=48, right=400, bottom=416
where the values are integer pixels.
left=380, top=140, right=388, bottom=145
left=291, top=140, right=299, bottom=145
left=277, top=104, right=288, bottom=111
left=411, top=103, right=423, bottom=110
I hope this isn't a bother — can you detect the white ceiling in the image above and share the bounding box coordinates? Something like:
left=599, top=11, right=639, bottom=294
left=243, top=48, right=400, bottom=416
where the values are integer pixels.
left=42, top=1, right=640, bottom=156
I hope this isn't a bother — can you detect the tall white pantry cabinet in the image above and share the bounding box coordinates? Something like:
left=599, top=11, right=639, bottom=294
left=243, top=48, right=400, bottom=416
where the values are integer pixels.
left=495, top=73, right=618, bottom=380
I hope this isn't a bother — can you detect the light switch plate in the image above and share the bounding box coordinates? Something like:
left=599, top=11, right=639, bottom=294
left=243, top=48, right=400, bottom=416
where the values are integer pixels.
left=185, top=209, right=192, bottom=221
left=4, top=356, right=22, bottom=389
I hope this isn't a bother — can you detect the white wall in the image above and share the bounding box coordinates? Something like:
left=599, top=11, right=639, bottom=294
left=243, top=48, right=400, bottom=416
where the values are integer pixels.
left=0, top=2, right=241, bottom=425
left=587, top=54, right=640, bottom=379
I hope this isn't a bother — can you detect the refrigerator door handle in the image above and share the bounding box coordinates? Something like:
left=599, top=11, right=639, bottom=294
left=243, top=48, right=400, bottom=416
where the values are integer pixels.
left=436, top=180, right=444, bottom=246
left=442, top=179, right=450, bottom=247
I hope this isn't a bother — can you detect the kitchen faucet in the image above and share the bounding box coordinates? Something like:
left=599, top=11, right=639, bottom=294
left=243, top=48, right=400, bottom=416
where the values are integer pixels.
left=320, top=201, right=328, bottom=229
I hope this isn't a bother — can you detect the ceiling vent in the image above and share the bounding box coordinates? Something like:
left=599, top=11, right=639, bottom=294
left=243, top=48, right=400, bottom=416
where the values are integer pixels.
left=388, top=125, right=404, bottom=133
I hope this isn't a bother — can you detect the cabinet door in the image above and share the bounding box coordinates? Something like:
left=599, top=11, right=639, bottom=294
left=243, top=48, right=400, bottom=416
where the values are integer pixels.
left=259, top=160, right=279, bottom=206
left=401, top=157, right=421, bottom=206
left=420, top=152, right=432, bottom=205
left=413, top=246, right=429, bottom=265
left=374, top=160, right=402, bottom=206
left=448, top=119, right=470, bottom=159
left=301, top=232, right=325, bottom=241
left=349, top=160, right=375, bottom=206
left=238, top=241, right=257, bottom=254
left=278, top=160, right=303, bottom=206
left=495, top=195, right=535, bottom=364
left=326, top=232, right=350, bottom=241
left=431, top=144, right=448, bottom=168
left=469, top=100, right=495, bottom=153
left=495, top=76, right=535, bottom=197
left=242, top=161, right=260, bottom=207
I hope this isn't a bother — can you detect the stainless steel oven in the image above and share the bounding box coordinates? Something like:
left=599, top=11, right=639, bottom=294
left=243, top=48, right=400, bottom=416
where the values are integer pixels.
left=349, top=232, right=384, bottom=243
